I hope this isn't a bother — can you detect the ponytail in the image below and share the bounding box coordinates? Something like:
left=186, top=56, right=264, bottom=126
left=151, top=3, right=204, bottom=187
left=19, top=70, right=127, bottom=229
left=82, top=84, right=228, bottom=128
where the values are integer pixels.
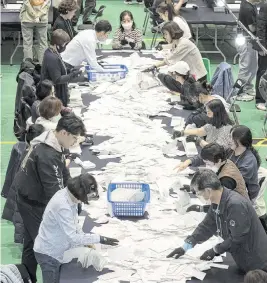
left=250, top=147, right=261, bottom=168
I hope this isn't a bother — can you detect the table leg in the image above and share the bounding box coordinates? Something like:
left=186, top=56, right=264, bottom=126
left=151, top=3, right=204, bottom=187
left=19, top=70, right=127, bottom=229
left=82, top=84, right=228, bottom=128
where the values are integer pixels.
left=10, top=31, right=23, bottom=66
left=195, top=25, right=199, bottom=46
left=214, top=26, right=226, bottom=62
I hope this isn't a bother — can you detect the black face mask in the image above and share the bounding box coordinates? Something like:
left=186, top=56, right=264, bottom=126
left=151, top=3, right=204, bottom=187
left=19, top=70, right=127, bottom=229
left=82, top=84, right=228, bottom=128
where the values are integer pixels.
left=56, top=44, right=66, bottom=53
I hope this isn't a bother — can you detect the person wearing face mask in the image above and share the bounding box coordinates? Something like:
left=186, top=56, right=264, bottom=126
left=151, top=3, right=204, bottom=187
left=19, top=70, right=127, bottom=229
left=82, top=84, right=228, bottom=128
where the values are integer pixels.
left=35, top=96, right=63, bottom=131
left=112, top=10, right=143, bottom=50
left=33, top=173, right=119, bottom=283
left=61, top=20, right=112, bottom=71
left=157, top=61, right=199, bottom=110
left=168, top=170, right=267, bottom=273
left=53, top=0, right=78, bottom=40
left=144, top=21, right=206, bottom=81
left=14, top=114, right=86, bottom=283
left=41, top=29, right=84, bottom=107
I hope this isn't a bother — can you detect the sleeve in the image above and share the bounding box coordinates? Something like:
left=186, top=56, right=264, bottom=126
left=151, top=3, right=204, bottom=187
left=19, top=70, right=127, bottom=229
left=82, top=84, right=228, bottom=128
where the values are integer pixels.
left=256, top=5, right=267, bottom=48
left=56, top=207, right=100, bottom=246
left=185, top=207, right=217, bottom=246
left=36, top=154, right=65, bottom=204
left=112, top=29, right=122, bottom=50
left=158, top=74, right=183, bottom=92
left=189, top=155, right=205, bottom=167
left=220, top=177, right=237, bottom=191
left=82, top=41, right=103, bottom=72
left=246, top=6, right=257, bottom=26
left=134, top=29, right=143, bottom=50
left=23, top=0, right=38, bottom=18
left=215, top=203, right=251, bottom=254
left=165, top=41, right=191, bottom=65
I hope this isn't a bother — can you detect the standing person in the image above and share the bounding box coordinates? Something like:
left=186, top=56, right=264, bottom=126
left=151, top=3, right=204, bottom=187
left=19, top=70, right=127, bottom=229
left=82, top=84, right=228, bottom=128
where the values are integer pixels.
left=41, top=29, right=83, bottom=107
left=20, top=0, right=50, bottom=63
left=167, top=170, right=267, bottom=273
left=112, top=11, right=143, bottom=50
left=255, top=2, right=267, bottom=110
left=15, top=114, right=86, bottom=283
left=53, top=0, right=78, bottom=40
left=61, top=20, right=112, bottom=71
left=236, top=0, right=258, bottom=102
left=34, top=174, right=119, bottom=283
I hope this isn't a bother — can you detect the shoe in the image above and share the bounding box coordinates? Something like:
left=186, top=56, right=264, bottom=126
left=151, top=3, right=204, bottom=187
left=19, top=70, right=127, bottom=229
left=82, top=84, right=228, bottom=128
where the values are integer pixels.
left=256, top=103, right=267, bottom=111
left=96, top=5, right=105, bottom=17
left=137, top=0, right=144, bottom=3
left=124, top=0, right=133, bottom=3
left=235, top=94, right=254, bottom=101
left=92, top=8, right=98, bottom=14
left=83, top=20, right=93, bottom=24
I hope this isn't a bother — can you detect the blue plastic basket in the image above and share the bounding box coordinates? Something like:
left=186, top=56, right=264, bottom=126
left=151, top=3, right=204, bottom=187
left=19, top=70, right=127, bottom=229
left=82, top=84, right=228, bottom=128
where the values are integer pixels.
left=107, top=182, right=150, bottom=217
left=85, top=64, right=128, bottom=82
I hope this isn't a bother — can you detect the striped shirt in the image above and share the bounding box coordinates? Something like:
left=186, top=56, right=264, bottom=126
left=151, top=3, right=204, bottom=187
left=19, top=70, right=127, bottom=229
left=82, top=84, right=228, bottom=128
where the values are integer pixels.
left=34, top=188, right=100, bottom=262
left=112, top=28, right=143, bottom=50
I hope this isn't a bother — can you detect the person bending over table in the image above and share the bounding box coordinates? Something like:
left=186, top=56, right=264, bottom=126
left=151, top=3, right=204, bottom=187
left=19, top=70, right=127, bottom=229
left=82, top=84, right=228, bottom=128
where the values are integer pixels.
left=14, top=114, right=86, bottom=283
left=157, top=4, right=191, bottom=39
left=41, top=29, right=84, bottom=107
left=53, top=0, right=78, bottom=40
left=173, top=99, right=233, bottom=148
left=168, top=170, right=267, bottom=273
left=61, top=20, right=112, bottom=71
left=34, top=173, right=119, bottom=283
left=145, top=22, right=206, bottom=81
left=35, top=96, right=63, bottom=131
left=185, top=81, right=230, bottom=128
left=112, top=10, right=143, bottom=50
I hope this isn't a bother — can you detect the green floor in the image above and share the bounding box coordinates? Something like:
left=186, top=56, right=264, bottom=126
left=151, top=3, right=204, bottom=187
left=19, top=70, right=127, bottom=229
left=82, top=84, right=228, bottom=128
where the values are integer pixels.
left=1, top=0, right=267, bottom=280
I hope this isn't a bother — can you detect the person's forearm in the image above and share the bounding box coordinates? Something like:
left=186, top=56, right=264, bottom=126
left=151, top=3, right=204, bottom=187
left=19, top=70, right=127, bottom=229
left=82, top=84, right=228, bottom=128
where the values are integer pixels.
left=184, top=128, right=205, bottom=137
left=155, top=61, right=166, bottom=68
left=68, top=232, right=100, bottom=246
left=199, top=139, right=208, bottom=148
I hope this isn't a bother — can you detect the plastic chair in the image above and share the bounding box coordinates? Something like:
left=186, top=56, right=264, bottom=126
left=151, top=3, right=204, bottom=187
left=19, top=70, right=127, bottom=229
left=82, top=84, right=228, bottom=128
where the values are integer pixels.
left=77, top=6, right=106, bottom=31
left=202, top=58, right=211, bottom=82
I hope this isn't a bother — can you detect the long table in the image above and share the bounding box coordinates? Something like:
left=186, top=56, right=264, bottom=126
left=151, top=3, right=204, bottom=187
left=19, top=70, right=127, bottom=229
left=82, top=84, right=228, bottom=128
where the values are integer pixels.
left=60, top=53, right=245, bottom=282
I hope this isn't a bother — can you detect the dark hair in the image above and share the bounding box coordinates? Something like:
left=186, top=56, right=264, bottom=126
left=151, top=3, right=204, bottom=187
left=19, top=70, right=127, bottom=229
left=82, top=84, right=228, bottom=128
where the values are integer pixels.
left=190, top=170, right=202, bottom=193
left=162, top=21, right=184, bottom=41
left=67, top=173, right=98, bottom=204
left=36, top=80, right=53, bottom=100
left=56, top=113, right=86, bottom=136
left=195, top=169, right=222, bottom=191
left=157, top=4, right=176, bottom=21
left=26, top=124, right=45, bottom=144
left=95, top=20, right=112, bottom=33
left=39, top=96, right=62, bottom=119
left=206, top=99, right=233, bottom=128
left=194, top=81, right=212, bottom=96
left=51, top=29, right=70, bottom=46
left=201, top=143, right=227, bottom=163
left=119, top=10, right=136, bottom=31
left=231, top=125, right=261, bottom=167
left=58, top=0, right=78, bottom=14
left=244, top=270, right=267, bottom=283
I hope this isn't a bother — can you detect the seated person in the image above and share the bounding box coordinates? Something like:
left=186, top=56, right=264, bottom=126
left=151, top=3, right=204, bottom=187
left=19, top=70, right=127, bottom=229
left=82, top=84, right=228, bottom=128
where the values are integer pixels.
left=31, top=80, right=53, bottom=123
left=112, top=11, right=143, bottom=50
left=146, top=22, right=206, bottom=81
left=35, top=96, right=63, bottom=131
left=185, top=81, right=230, bottom=128
left=158, top=61, right=199, bottom=109
left=157, top=4, right=191, bottom=39
left=173, top=99, right=233, bottom=148
left=61, top=20, right=112, bottom=70
left=53, top=0, right=78, bottom=40
left=245, top=270, right=267, bottom=283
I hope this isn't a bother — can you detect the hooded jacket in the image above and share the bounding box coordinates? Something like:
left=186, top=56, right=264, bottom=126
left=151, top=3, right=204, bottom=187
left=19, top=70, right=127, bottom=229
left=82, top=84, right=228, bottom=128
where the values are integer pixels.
left=14, top=130, right=70, bottom=206
left=186, top=188, right=267, bottom=272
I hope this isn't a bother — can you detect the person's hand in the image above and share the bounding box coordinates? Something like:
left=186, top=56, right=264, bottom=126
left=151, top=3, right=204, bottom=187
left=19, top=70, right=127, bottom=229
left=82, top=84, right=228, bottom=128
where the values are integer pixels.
left=100, top=236, right=119, bottom=246
left=180, top=184, right=190, bottom=192
left=121, top=39, right=128, bottom=46
left=186, top=204, right=203, bottom=212
left=172, top=130, right=184, bottom=139
left=129, top=42, right=136, bottom=49
left=167, top=247, right=185, bottom=259
left=70, top=69, right=82, bottom=78
left=174, top=159, right=191, bottom=172
left=186, top=135, right=201, bottom=145
left=200, top=248, right=217, bottom=261
left=66, top=153, right=81, bottom=161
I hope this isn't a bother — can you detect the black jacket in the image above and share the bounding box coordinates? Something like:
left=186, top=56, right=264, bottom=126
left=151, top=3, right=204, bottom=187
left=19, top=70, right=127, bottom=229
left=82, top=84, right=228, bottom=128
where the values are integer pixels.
left=186, top=188, right=267, bottom=272
left=256, top=3, right=267, bottom=50
left=14, top=131, right=70, bottom=206
left=53, top=15, right=77, bottom=40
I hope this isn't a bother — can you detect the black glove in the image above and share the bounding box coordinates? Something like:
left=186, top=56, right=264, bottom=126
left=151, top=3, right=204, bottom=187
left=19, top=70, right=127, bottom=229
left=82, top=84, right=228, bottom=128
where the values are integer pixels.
left=172, top=130, right=184, bottom=139
left=186, top=135, right=201, bottom=146
left=200, top=248, right=218, bottom=261
left=180, top=185, right=191, bottom=192
left=129, top=42, right=136, bottom=49
left=121, top=39, right=128, bottom=46
left=156, top=44, right=163, bottom=51
left=70, top=69, right=82, bottom=78
left=186, top=204, right=203, bottom=212
left=100, top=236, right=119, bottom=246
left=167, top=247, right=185, bottom=259
left=142, top=66, right=157, bottom=73
left=66, top=153, right=80, bottom=161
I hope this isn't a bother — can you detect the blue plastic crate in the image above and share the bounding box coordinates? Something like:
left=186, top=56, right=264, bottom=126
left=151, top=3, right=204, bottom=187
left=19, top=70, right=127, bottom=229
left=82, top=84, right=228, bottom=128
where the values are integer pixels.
left=85, top=64, right=128, bottom=82
left=107, top=182, right=150, bottom=217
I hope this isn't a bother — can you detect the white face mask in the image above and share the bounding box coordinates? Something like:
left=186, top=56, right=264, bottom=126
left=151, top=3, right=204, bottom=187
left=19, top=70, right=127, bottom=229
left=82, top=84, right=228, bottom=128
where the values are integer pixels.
left=122, top=22, right=133, bottom=30
left=198, top=195, right=211, bottom=205
left=205, top=161, right=218, bottom=173
left=50, top=114, right=61, bottom=123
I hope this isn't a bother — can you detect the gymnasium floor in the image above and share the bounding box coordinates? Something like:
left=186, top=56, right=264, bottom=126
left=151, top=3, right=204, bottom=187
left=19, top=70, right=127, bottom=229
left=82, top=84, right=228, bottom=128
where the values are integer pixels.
left=1, top=0, right=267, bottom=278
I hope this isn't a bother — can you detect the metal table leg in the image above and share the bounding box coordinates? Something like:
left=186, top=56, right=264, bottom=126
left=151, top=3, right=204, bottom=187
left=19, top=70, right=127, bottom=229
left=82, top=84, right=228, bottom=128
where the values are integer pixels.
left=10, top=31, right=23, bottom=66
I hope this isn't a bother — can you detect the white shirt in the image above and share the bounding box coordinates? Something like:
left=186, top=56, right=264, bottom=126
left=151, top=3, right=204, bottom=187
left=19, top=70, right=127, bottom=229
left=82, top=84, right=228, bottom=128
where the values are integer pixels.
left=61, top=30, right=103, bottom=71
left=173, top=16, right=192, bottom=39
